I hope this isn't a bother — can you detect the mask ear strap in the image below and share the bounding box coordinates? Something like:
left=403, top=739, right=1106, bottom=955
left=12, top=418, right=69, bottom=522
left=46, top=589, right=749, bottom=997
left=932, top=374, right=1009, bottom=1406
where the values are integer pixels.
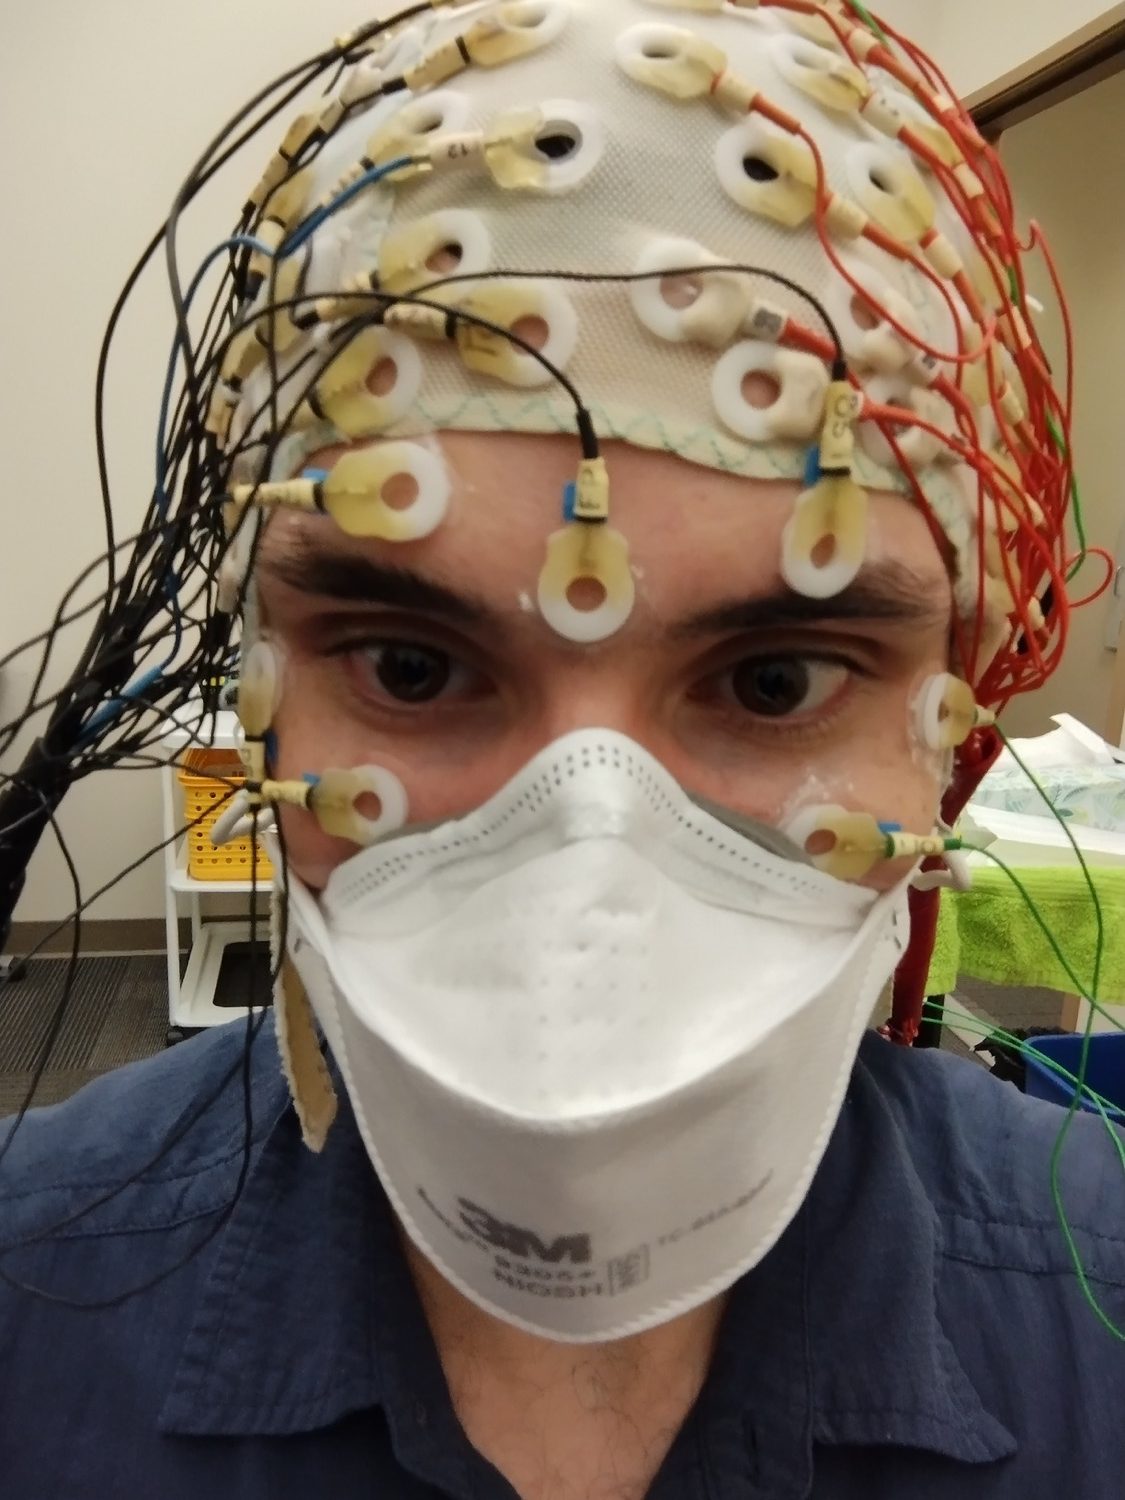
left=272, top=879, right=338, bottom=1150
left=275, top=953, right=339, bottom=1152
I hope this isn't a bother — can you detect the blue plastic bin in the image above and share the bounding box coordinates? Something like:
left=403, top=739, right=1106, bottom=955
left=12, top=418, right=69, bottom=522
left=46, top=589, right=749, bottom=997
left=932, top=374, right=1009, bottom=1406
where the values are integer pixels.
left=1023, top=1032, right=1125, bottom=1121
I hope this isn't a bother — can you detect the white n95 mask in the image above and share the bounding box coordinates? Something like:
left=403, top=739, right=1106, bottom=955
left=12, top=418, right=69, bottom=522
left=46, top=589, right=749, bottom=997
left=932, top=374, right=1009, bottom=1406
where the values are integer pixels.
left=283, top=729, right=908, bottom=1342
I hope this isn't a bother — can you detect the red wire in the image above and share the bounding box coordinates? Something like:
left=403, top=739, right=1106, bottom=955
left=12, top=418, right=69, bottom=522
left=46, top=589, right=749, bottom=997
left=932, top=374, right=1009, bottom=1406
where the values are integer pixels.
left=749, top=0, right=1082, bottom=709
left=1068, top=549, right=1117, bottom=609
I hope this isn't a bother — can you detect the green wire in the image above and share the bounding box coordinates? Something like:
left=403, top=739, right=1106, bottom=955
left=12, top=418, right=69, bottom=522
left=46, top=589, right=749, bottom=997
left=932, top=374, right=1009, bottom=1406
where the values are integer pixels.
left=924, top=999, right=1125, bottom=1128
left=945, top=729, right=1124, bottom=1339
left=1045, top=411, right=1088, bottom=581
left=929, top=994, right=1125, bottom=1343
left=842, top=0, right=889, bottom=45
left=994, top=728, right=1104, bottom=1003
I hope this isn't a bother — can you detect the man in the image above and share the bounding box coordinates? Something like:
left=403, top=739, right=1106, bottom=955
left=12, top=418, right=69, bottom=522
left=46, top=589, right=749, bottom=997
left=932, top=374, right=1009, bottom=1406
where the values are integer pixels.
left=3, top=2, right=1124, bottom=1496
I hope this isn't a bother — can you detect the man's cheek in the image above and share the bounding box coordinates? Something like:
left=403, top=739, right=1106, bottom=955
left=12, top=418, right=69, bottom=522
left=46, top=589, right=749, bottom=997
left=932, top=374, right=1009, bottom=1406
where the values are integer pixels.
left=275, top=805, right=355, bottom=892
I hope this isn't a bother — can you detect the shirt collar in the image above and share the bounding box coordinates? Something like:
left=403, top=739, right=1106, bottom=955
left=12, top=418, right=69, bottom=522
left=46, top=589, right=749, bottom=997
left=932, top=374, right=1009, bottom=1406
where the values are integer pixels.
left=160, top=1032, right=1016, bottom=1473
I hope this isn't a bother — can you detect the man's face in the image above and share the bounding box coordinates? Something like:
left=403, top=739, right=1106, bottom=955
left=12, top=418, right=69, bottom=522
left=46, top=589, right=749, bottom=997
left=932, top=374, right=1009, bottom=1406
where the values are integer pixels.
left=256, top=431, right=954, bottom=889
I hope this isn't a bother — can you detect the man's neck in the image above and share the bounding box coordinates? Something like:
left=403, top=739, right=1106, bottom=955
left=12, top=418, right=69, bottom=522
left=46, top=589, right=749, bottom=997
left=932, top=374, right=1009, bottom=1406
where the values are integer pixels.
left=402, top=1235, right=728, bottom=1500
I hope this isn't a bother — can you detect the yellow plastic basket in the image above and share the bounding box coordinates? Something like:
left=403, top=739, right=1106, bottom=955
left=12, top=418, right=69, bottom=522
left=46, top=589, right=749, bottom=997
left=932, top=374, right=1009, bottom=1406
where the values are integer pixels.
left=178, top=748, right=274, bottom=884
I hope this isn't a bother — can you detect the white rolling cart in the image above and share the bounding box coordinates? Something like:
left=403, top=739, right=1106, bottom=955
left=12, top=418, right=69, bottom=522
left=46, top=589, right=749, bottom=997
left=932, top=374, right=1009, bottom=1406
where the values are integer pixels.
left=160, top=706, right=272, bottom=1044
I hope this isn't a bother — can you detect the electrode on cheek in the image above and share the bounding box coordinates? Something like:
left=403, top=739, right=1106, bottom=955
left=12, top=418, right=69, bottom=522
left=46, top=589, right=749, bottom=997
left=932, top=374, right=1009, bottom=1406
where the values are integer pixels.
left=307, top=765, right=410, bottom=846
left=785, top=804, right=957, bottom=882
left=229, top=644, right=410, bottom=849
left=247, top=766, right=410, bottom=849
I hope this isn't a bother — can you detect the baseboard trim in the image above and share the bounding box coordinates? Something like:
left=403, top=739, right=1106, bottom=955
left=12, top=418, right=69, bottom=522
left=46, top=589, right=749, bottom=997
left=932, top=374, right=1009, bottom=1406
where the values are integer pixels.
left=8, top=919, right=190, bottom=957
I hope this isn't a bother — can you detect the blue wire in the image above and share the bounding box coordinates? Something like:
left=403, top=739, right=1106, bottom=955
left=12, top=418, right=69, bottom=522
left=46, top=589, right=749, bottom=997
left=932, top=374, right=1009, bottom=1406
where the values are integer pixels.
left=280, top=156, right=414, bottom=257
left=93, top=159, right=412, bottom=746
left=84, top=235, right=273, bottom=745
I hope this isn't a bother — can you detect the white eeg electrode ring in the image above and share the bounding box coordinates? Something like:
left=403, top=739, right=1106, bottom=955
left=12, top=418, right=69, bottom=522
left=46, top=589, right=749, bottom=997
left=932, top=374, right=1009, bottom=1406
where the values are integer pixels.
left=860, top=375, right=950, bottom=468
left=712, top=341, right=829, bottom=442
left=456, top=280, right=580, bottom=388
left=378, top=209, right=493, bottom=294
left=526, top=99, right=606, bottom=193
left=824, top=259, right=922, bottom=375
left=630, top=236, right=751, bottom=347
left=714, top=117, right=817, bottom=228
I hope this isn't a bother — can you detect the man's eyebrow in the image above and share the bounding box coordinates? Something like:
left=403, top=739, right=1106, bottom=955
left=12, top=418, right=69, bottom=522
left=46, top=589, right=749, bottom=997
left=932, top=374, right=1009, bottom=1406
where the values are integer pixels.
left=261, top=548, right=496, bottom=627
left=673, top=562, right=951, bottom=636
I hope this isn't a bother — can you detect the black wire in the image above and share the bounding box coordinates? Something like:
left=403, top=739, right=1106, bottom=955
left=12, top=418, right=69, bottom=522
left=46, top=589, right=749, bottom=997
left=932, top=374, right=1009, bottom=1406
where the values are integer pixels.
left=0, top=780, right=84, bottom=1156
left=404, top=262, right=846, bottom=362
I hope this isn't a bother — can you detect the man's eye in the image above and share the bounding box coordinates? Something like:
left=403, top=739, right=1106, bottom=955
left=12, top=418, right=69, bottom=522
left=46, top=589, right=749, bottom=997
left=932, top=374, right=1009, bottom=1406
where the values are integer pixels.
left=358, top=641, right=457, bottom=704
left=720, top=655, right=850, bottom=719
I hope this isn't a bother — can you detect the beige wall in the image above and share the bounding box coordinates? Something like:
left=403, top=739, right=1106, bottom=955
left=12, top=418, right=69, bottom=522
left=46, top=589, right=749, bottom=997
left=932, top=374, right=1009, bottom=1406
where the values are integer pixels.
left=996, top=68, right=1125, bottom=739
left=929, top=1, right=1125, bottom=103
left=880, top=0, right=1125, bottom=102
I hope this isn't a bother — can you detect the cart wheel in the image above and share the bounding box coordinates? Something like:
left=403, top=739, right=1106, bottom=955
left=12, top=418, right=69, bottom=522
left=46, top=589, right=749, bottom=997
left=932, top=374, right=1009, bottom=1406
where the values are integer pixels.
left=165, top=1026, right=187, bottom=1047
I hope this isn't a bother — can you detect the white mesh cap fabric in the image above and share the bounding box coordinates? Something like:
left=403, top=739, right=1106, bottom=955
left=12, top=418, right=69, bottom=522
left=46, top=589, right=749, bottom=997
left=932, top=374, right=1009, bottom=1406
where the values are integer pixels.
left=233, top=0, right=1012, bottom=622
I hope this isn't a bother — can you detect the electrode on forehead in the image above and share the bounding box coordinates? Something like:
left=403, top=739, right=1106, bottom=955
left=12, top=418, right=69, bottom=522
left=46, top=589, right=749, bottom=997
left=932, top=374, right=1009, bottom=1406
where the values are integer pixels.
left=780, top=379, right=869, bottom=599
left=781, top=474, right=868, bottom=600
left=536, top=454, right=636, bottom=644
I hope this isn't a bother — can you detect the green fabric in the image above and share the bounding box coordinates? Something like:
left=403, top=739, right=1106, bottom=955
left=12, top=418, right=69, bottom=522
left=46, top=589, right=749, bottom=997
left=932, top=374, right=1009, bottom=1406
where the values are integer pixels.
left=927, top=866, right=1125, bottom=1001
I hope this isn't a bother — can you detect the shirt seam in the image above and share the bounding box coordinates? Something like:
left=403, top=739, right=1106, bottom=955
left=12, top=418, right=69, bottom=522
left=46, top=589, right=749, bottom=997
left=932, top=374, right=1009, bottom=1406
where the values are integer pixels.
left=936, top=1204, right=1125, bottom=1249
left=939, top=1246, right=1125, bottom=1288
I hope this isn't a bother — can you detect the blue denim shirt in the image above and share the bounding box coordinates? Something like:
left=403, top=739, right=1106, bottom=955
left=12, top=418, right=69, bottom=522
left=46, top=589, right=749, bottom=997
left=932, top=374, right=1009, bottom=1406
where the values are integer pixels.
left=2, top=1016, right=1125, bottom=1498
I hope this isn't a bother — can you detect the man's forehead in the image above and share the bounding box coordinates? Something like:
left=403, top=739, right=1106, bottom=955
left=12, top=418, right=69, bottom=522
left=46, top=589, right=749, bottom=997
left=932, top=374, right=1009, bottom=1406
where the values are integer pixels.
left=258, top=516, right=953, bottom=641
left=265, top=430, right=955, bottom=623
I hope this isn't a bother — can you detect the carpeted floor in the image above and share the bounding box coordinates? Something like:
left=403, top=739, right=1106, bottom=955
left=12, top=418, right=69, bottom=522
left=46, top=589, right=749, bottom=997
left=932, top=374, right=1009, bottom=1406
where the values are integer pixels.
left=0, top=955, right=172, bottom=1116
left=0, top=950, right=1075, bottom=1118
